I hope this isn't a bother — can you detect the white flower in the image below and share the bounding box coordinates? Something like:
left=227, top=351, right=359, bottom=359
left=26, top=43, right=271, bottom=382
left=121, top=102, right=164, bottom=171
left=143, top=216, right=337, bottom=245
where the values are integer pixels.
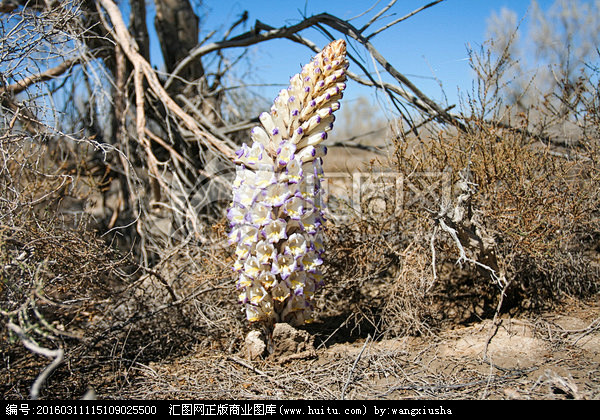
left=250, top=126, right=271, bottom=150
left=232, top=166, right=246, bottom=188
left=258, top=271, right=277, bottom=290
left=289, top=272, right=308, bottom=296
left=243, top=256, right=263, bottom=278
left=301, top=250, right=323, bottom=273
left=260, top=182, right=292, bottom=207
left=233, top=258, right=244, bottom=273
left=283, top=195, right=304, bottom=220
left=233, top=183, right=257, bottom=207
left=281, top=156, right=303, bottom=183
left=298, top=170, right=318, bottom=200
left=312, top=233, right=325, bottom=254
left=284, top=233, right=308, bottom=258
left=233, top=143, right=250, bottom=164
left=228, top=39, right=348, bottom=326
left=255, top=168, right=277, bottom=188
left=234, top=243, right=253, bottom=260
left=276, top=140, right=296, bottom=166
left=296, top=144, right=327, bottom=163
left=263, top=218, right=287, bottom=243
left=302, top=276, right=316, bottom=299
left=245, top=142, right=267, bottom=166
left=256, top=240, right=276, bottom=264
left=227, top=205, right=246, bottom=225
left=245, top=304, right=262, bottom=322
left=228, top=225, right=241, bottom=245
left=239, top=225, right=259, bottom=247
left=271, top=280, right=291, bottom=302
left=300, top=211, right=321, bottom=234
left=249, top=202, right=272, bottom=226
left=236, top=273, right=253, bottom=289
left=272, top=253, right=297, bottom=280
left=248, top=283, right=268, bottom=305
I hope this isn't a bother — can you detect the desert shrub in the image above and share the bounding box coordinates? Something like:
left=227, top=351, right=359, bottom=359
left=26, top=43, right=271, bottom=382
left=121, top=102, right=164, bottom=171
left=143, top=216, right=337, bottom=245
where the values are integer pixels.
left=0, top=115, right=242, bottom=399
left=323, top=112, right=600, bottom=339
left=0, top=167, right=242, bottom=398
left=375, top=39, right=600, bottom=336
left=311, top=29, right=600, bottom=339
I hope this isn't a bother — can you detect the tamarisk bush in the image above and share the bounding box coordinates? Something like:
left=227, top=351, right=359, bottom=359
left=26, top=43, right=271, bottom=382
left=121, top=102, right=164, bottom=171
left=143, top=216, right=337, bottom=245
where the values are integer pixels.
left=227, top=40, right=348, bottom=327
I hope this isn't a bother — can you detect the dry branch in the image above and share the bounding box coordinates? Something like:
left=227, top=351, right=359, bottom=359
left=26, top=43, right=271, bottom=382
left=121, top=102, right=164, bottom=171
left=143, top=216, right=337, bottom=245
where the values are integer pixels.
left=433, top=171, right=505, bottom=287
left=97, top=0, right=235, bottom=160
left=0, top=57, right=84, bottom=96
left=7, top=322, right=64, bottom=399
left=165, top=3, right=462, bottom=130
left=365, top=0, right=445, bottom=39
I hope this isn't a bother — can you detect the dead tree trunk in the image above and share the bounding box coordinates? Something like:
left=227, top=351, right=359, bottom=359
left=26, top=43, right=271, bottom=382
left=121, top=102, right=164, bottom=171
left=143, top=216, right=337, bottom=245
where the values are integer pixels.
left=153, top=0, right=222, bottom=126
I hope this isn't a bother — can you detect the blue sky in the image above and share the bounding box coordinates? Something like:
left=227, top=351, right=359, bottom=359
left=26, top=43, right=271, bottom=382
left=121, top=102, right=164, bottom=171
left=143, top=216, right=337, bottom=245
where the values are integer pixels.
left=148, top=0, right=559, bottom=109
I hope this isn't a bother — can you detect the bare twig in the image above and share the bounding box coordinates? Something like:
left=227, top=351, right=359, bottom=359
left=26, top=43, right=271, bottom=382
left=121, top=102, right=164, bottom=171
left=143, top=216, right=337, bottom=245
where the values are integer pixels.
left=165, top=8, right=462, bottom=130
left=359, top=0, right=397, bottom=33
left=7, top=322, right=64, bottom=400
left=483, top=281, right=511, bottom=360
left=0, top=56, right=84, bottom=96
left=341, top=334, right=371, bottom=400
left=366, top=0, right=445, bottom=40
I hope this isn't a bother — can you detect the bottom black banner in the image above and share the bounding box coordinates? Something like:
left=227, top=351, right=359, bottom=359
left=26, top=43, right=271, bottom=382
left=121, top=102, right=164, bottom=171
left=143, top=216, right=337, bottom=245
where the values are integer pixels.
left=1, top=399, right=575, bottom=417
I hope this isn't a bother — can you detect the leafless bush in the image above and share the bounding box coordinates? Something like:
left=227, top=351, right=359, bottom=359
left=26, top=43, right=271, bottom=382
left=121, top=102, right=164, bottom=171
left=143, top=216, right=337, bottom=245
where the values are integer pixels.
left=375, top=28, right=600, bottom=335
left=308, top=5, right=600, bottom=340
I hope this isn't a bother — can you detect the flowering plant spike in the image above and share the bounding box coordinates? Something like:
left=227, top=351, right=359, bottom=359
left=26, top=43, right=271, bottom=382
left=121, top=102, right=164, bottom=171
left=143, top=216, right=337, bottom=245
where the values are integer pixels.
left=228, top=39, right=348, bottom=327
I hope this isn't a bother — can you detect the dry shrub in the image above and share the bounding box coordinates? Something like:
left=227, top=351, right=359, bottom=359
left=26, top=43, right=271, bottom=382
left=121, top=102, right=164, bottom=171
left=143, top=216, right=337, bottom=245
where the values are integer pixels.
left=0, top=203, right=243, bottom=399
left=0, top=130, right=243, bottom=398
left=312, top=218, right=399, bottom=341
left=321, top=111, right=599, bottom=339
left=377, top=58, right=600, bottom=336
left=312, top=45, right=600, bottom=340
left=379, top=241, right=436, bottom=337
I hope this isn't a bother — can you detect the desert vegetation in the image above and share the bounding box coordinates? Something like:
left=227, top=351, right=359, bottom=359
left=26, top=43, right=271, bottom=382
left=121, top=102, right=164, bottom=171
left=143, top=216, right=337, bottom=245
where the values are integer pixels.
left=1, top=0, right=599, bottom=400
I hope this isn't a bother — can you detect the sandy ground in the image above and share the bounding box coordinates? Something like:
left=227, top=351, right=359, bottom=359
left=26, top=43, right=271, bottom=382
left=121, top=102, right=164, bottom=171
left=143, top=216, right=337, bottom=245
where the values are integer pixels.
left=122, top=297, right=599, bottom=400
